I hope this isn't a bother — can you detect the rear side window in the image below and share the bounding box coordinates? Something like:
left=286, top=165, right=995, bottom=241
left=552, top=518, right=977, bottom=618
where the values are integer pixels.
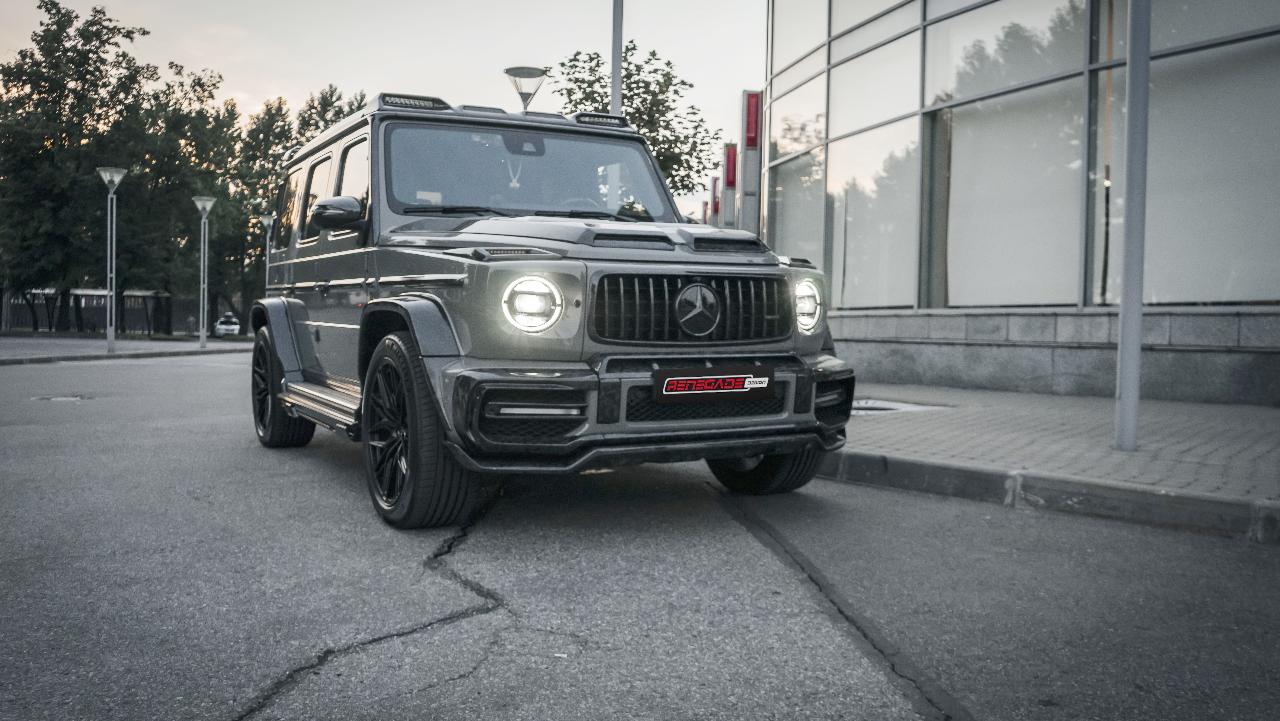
left=274, top=168, right=305, bottom=250
left=338, top=138, right=370, bottom=209
left=301, top=156, right=333, bottom=241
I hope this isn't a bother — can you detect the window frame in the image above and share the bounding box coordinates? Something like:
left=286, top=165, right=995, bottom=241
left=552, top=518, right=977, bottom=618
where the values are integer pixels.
left=297, top=153, right=334, bottom=246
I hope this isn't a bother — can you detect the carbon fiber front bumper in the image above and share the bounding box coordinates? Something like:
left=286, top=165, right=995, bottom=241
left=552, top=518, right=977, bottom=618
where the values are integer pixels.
left=431, top=352, right=854, bottom=475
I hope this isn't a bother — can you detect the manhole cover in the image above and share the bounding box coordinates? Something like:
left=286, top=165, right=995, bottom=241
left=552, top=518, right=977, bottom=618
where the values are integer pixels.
left=851, top=399, right=943, bottom=416
left=32, top=394, right=92, bottom=402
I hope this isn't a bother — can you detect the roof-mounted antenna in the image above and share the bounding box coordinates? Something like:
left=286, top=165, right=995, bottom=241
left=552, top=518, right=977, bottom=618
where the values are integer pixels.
left=504, top=66, right=548, bottom=110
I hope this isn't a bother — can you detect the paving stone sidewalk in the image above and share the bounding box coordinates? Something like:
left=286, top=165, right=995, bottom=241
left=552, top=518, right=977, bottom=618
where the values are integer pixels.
left=832, top=382, right=1280, bottom=541
left=0, top=335, right=250, bottom=363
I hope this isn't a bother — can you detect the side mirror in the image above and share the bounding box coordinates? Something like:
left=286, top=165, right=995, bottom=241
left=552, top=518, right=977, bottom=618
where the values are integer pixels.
left=311, top=196, right=364, bottom=230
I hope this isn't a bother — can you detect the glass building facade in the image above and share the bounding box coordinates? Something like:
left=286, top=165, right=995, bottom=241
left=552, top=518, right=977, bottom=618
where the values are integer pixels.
left=763, top=0, right=1280, bottom=310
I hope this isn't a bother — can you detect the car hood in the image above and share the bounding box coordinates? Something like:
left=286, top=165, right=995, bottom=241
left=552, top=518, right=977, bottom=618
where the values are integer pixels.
left=382, top=216, right=787, bottom=266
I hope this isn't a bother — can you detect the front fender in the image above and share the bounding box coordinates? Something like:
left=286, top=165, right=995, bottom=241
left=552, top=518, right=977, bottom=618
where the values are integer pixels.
left=359, top=294, right=462, bottom=380
left=251, top=297, right=308, bottom=382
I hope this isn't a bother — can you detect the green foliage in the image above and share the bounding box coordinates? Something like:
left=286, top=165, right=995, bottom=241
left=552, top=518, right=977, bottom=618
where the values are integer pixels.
left=297, top=84, right=367, bottom=144
left=0, top=1, right=364, bottom=328
left=0, top=0, right=155, bottom=295
left=553, top=41, right=721, bottom=196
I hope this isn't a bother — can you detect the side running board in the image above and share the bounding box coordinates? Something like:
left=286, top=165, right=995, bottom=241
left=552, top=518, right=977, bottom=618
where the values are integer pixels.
left=278, top=381, right=362, bottom=440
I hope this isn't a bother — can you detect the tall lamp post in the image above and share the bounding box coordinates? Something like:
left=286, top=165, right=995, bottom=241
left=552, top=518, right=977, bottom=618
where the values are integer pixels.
left=96, top=167, right=127, bottom=353
left=257, top=213, right=275, bottom=289
left=192, top=196, right=216, bottom=349
left=611, top=0, right=623, bottom=115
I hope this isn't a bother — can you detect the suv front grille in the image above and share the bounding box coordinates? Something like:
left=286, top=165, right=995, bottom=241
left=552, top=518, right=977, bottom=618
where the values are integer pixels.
left=593, top=274, right=791, bottom=343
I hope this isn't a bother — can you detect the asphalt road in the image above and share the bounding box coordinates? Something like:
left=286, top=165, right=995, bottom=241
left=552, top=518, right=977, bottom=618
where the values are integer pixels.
left=2, top=355, right=1277, bottom=721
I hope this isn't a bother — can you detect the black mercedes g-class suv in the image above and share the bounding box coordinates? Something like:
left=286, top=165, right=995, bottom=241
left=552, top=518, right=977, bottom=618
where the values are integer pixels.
left=251, top=93, right=854, bottom=528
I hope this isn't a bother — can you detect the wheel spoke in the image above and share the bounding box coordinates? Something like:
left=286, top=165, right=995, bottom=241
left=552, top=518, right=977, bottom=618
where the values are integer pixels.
left=365, top=357, right=411, bottom=506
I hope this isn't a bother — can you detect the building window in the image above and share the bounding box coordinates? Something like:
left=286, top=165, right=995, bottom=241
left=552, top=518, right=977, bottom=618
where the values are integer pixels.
left=829, top=32, right=921, bottom=137
left=768, top=75, right=827, bottom=161
left=1091, top=34, right=1280, bottom=304
left=832, top=1, right=921, bottom=64
left=771, top=0, right=828, bottom=73
left=773, top=48, right=826, bottom=97
left=833, top=0, right=911, bottom=35
left=1094, top=0, right=1280, bottom=57
left=931, top=77, right=1084, bottom=307
left=828, top=117, right=921, bottom=308
left=924, top=0, right=1085, bottom=106
left=767, top=148, right=827, bottom=269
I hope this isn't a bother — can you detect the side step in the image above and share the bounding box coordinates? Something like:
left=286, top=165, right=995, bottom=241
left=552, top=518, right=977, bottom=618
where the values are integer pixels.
left=279, top=381, right=362, bottom=440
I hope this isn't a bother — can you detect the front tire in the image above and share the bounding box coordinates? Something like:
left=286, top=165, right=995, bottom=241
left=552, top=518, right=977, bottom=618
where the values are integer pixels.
left=361, top=331, right=480, bottom=529
left=707, top=447, right=826, bottom=495
left=251, top=327, right=315, bottom=448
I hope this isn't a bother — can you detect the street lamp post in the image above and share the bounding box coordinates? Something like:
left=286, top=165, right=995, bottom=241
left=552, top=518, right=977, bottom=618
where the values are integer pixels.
left=96, top=167, right=127, bottom=354
left=611, top=0, right=623, bottom=115
left=192, top=196, right=216, bottom=349
left=257, top=213, right=276, bottom=290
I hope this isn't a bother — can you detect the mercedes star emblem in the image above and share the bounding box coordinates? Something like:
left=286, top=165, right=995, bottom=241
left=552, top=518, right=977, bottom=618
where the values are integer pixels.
left=675, top=283, right=721, bottom=337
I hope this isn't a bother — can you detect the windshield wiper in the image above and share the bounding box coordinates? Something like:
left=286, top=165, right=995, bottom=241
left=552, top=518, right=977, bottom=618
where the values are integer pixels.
left=401, top=205, right=514, bottom=217
left=532, top=209, right=642, bottom=223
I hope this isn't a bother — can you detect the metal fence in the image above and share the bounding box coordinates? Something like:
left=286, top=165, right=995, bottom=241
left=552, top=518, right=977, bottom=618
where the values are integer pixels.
left=1, top=289, right=201, bottom=336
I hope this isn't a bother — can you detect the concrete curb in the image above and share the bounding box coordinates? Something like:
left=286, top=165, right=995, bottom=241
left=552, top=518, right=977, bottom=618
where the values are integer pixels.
left=821, top=449, right=1279, bottom=544
left=0, top=347, right=251, bottom=366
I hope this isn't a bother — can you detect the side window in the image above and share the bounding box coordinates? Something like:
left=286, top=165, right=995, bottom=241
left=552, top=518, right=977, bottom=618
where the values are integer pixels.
left=338, top=138, right=370, bottom=210
left=300, top=156, right=333, bottom=241
left=274, top=168, right=305, bottom=250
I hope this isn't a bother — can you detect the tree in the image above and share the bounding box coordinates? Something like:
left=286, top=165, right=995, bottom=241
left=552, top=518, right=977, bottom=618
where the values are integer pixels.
left=0, top=2, right=368, bottom=335
left=0, top=0, right=156, bottom=329
left=230, top=97, right=294, bottom=323
left=553, top=41, right=720, bottom=196
left=296, top=84, right=367, bottom=144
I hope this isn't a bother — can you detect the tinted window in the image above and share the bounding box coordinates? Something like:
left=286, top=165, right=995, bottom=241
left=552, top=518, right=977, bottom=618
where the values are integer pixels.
left=338, top=138, right=370, bottom=208
left=385, top=123, right=676, bottom=222
left=275, top=168, right=305, bottom=250
left=301, top=156, right=333, bottom=240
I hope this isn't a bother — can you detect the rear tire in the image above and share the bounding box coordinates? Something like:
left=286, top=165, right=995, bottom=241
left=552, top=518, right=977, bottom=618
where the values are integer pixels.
left=361, top=331, right=480, bottom=529
left=251, top=327, right=315, bottom=448
left=707, top=447, right=825, bottom=495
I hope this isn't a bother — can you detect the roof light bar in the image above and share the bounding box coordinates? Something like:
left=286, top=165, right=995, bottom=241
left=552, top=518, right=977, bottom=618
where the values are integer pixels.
left=379, top=93, right=451, bottom=111
left=572, top=112, right=628, bottom=128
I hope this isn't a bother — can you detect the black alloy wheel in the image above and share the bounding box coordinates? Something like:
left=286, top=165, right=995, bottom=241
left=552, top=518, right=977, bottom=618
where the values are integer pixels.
left=251, top=326, right=315, bottom=448
left=360, top=331, right=481, bottom=528
left=364, top=357, right=410, bottom=509
left=251, top=341, right=272, bottom=434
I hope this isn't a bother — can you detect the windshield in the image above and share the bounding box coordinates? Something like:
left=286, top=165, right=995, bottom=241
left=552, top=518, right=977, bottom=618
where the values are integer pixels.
left=384, top=121, right=677, bottom=222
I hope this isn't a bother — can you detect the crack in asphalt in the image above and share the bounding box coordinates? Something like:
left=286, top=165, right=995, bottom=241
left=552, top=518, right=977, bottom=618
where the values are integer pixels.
left=714, top=485, right=977, bottom=721
left=229, top=604, right=499, bottom=721
left=232, top=490, right=508, bottom=721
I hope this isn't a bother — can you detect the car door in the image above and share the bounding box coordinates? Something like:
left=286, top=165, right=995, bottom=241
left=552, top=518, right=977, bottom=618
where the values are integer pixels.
left=307, top=135, right=371, bottom=386
left=293, top=153, right=334, bottom=383
left=269, top=165, right=323, bottom=378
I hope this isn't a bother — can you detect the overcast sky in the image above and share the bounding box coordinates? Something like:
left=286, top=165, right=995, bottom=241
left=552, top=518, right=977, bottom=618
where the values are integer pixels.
left=2, top=0, right=766, bottom=211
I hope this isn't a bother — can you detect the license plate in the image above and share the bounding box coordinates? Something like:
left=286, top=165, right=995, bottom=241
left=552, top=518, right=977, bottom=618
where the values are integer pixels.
left=652, top=366, right=775, bottom=404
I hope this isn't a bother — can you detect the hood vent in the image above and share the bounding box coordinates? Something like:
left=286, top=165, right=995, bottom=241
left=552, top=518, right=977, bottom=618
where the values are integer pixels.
left=469, top=247, right=560, bottom=261
left=590, top=233, right=674, bottom=251
left=692, top=236, right=765, bottom=253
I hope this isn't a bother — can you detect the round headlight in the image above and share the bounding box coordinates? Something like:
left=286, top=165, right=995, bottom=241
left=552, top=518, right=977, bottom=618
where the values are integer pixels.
left=794, top=278, right=822, bottom=334
left=502, top=276, right=563, bottom=333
